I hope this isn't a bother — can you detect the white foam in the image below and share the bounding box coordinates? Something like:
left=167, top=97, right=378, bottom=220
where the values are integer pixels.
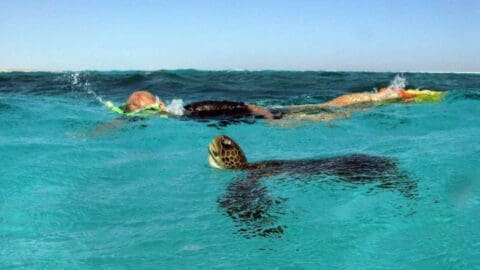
left=166, top=99, right=185, bottom=115
left=387, top=74, right=407, bottom=90
left=71, top=72, right=80, bottom=86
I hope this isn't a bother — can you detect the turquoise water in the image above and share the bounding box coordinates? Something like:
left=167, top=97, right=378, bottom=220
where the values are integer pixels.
left=1, top=71, right=479, bottom=269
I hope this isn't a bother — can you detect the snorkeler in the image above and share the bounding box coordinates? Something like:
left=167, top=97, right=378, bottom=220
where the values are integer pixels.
left=106, top=87, right=444, bottom=126
left=110, top=90, right=275, bottom=120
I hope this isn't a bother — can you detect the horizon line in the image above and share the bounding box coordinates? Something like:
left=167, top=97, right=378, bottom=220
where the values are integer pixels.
left=1, top=68, right=479, bottom=75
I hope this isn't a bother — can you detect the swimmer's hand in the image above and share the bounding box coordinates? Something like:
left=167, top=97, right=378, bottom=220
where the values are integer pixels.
left=155, top=96, right=168, bottom=112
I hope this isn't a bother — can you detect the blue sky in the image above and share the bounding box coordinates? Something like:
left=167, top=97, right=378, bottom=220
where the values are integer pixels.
left=1, top=0, right=479, bottom=71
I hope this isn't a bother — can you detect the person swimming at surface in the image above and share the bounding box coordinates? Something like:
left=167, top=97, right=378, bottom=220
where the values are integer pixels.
left=119, top=90, right=277, bottom=120
left=109, top=86, right=441, bottom=126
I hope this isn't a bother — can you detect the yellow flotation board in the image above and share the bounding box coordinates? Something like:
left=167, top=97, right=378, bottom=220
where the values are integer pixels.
left=403, top=89, right=446, bottom=103
left=105, top=101, right=169, bottom=118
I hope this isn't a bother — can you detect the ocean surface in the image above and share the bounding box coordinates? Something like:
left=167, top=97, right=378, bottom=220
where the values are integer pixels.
left=0, top=70, right=479, bottom=269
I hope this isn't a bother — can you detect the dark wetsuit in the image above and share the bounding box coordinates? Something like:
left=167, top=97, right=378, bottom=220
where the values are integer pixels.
left=184, top=101, right=251, bottom=119
left=183, top=100, right=284, bottom=119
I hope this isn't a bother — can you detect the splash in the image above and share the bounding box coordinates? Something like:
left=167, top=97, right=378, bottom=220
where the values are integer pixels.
left=387, top=74, right=407, bottom=90
left=166, top=99, right=185, bottom=115
left=71, top=72, right=80, bottom=85
left=70, top=72, right=106, bottom=105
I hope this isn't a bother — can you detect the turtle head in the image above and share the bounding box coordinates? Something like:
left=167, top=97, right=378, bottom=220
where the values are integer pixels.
left=208, top=135, right=248, bottom=169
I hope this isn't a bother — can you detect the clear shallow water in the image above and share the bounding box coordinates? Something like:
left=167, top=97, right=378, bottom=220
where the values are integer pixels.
left=0, top=71, right=479, bottom=269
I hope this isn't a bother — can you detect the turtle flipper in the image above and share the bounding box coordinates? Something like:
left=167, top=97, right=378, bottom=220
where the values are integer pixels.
left=375, top=172, right=418, bottom=199
left=217, top=176, right=286, bottom=238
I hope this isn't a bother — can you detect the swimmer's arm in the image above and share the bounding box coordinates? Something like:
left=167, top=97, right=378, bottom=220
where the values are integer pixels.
left=282, top=103, right=329, bottom=113
left=286, top=110, right=352, bottom=122
left=90, top=118, right=127, bottom=138
left=247, top=104, right=274, bottom=120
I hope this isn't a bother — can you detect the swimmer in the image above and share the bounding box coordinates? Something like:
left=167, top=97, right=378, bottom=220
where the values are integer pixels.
left=108, top=87, right=443, bottom=127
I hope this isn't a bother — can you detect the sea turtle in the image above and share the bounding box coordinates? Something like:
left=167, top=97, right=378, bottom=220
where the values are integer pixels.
left=208, top=135, right=417, bottom=238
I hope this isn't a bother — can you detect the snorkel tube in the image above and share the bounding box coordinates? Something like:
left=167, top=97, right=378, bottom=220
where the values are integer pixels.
left=105, top=101, right=169, bottom=117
